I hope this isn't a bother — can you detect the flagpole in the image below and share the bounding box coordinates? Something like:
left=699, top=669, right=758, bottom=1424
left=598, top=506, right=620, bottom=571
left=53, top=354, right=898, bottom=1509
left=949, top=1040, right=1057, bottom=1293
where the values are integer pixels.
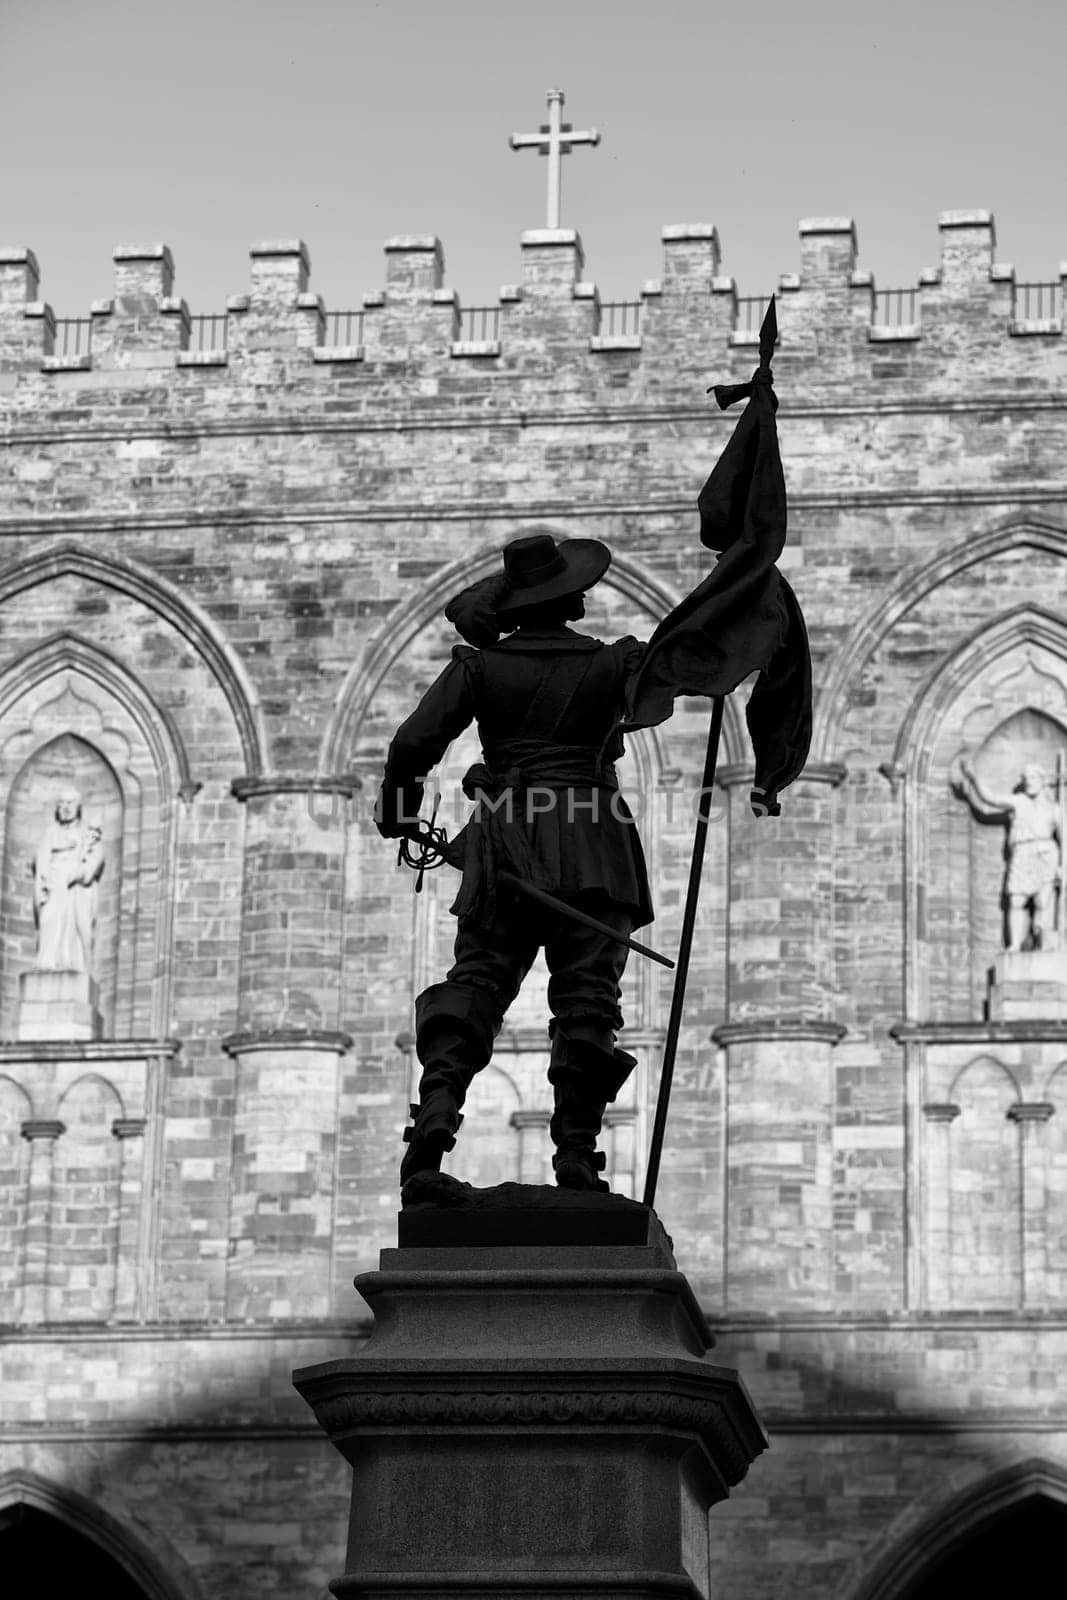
left=1058, top=750, right=1065, bottom=941
left=643, top=694, right=725, bottom=1209
left=642, top=294, right=780, bottom=1211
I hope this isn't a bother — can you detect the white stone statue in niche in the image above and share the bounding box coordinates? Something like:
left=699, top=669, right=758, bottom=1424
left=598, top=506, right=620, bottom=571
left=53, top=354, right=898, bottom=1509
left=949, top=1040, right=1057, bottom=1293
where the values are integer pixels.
left=31, top=785, right=105, bottom=973
left=956, top=760, right=1062, bottom=952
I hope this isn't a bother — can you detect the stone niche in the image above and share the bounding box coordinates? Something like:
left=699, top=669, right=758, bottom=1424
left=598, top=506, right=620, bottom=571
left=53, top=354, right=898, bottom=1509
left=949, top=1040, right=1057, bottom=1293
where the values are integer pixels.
left=893, top=627, right=1067, bottom=1311
left=0, top=647, right=186, bottom=1325
left=0, top=657, right=186, bottom=1043
left=924, top=693, right=1067, bottom=1022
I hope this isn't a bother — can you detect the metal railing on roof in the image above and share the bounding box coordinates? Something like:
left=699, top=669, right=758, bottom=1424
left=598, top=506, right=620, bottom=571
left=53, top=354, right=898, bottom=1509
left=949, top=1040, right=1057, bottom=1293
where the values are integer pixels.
left=597, top=300, right=642, bottom=339
left=457, top=306, right=501, bottom=342
left=1013, top=281, right=1061, bottom=321
left=187, top=313, right=227, bottom=353
left=52, top=318, right=92, bottom=358
left=735, top=296, right=774, bottom=335
left=324, top=310, right=365, bottom=347
left=873, top=288, right=919, bottom=326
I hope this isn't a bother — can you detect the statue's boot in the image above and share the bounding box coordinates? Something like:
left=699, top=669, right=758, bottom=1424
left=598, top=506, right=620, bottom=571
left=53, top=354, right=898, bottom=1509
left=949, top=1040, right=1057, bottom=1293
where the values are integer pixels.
left=548, top=1018, right=637, bottom=1193
left=401, top=982, right=498, bottom=1185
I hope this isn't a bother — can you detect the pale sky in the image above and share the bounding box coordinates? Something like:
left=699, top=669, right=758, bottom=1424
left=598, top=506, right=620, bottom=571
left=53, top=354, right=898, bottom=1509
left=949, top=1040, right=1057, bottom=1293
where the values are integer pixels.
left=1, top=0, right=1064, bottom=321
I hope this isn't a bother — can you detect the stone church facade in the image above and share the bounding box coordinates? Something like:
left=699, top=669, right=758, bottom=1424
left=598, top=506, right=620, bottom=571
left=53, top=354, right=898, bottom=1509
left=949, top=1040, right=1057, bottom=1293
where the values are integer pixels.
left=0, top=210, right=1064, bottom=1596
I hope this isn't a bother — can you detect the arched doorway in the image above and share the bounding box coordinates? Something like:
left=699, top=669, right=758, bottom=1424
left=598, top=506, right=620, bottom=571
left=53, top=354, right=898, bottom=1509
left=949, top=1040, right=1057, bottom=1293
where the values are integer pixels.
left=0, top=1503, right=153, bottom=1600
left=901, top=1493, right=1067, bottom=1597
left=853, top=1460, right=1067, bottom=1600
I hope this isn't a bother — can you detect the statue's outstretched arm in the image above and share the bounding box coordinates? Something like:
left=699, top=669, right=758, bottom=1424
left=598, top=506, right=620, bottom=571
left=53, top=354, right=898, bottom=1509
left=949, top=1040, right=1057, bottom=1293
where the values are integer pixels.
left=957, top=759, right=1014, bottom=817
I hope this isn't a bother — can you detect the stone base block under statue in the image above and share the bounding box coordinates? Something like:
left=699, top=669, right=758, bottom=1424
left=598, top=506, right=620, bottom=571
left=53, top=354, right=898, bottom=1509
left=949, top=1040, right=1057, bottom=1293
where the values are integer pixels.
left=17, top=968, right=101, bottom=1042
left=987, top=949, right=1067, bottom=1021
left=294, top=1180, right=767, bottom=1600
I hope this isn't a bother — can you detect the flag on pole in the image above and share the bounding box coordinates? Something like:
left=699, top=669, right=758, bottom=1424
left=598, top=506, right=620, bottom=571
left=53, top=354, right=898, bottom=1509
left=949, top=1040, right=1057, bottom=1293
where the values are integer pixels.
left=624, top=299, right=812, bottom=814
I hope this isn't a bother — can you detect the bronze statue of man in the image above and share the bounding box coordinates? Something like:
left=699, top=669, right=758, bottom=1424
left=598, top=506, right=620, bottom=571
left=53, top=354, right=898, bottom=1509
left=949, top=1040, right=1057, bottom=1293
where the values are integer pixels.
left=376, top=533, right=652, bottom=1193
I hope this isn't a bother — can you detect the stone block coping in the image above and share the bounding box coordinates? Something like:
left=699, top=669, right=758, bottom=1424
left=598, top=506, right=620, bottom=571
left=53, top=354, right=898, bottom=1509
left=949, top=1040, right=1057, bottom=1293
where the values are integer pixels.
left=1010, top=318, right=1063, bottom=337
left=939, top=209, right=995, bottom=228
left=520, top=228, right=581, bottom=246
left=113, top=243, right=173, bottom=266
left=661, top=223, right=720, bottom=242
left=250, top=239, right=310, bottom=266
left=0, top=246, right=39, bottom=269
left=312, top=345, right=365, bottom=363
left=450, top=340, right=501, bottom=359
left=384, top=234, right=442, bottom=252
left=799, top=217, right=856, bottom=235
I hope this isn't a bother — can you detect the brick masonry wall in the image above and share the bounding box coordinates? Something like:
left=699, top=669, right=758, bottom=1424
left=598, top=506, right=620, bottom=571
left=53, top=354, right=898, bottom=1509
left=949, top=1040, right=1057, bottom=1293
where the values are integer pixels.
left=0, top=213, right=1065, bottom=1594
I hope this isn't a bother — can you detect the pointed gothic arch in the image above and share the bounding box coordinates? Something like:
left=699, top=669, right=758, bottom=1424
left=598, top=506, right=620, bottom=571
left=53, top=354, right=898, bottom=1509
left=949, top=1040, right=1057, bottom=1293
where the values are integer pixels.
left=891, top=604, right=1067, bottom=777
left=0, top=631, right=196, bottom=798
left=888, top=602, right=1067, bottom=1023
left=0, top=539, right=268, bottom=773
left=947, top=1052, right=1022, bottom=1104
left=848, top=1457, right=1067, bottom=1600
left=319, top=539, right=747, bottom=773
left=814, top=516, right=1067, bottom=763
left=0, top=1469, right=202, bottom=1600
left=0, top=631, right=193, bottom=1040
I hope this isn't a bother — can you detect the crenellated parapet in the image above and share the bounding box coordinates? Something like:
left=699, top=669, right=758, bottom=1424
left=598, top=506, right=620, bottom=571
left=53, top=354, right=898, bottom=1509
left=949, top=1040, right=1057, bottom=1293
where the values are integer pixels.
left=361, top=235, right=457, bottom=359
left=226, top=239, right=323, bottom=362
left=89, top=244, right=187, bottom=370
left=0, top=213, right=1063, bottom=397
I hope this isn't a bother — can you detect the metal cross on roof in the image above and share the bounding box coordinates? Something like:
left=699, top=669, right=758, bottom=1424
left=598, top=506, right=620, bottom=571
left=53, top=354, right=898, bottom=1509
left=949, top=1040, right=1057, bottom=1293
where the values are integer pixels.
left=509, top=88, right=600, bottom=231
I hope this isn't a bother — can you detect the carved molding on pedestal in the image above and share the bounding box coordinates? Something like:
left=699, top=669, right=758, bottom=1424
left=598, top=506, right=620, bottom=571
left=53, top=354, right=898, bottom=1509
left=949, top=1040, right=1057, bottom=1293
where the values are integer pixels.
left=303, top=1378, right=762, bottom=1489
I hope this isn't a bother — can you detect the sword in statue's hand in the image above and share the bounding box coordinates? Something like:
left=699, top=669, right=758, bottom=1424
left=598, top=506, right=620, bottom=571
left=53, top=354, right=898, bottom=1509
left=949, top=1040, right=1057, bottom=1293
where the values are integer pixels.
left=395, top=810, right=674, bottom=969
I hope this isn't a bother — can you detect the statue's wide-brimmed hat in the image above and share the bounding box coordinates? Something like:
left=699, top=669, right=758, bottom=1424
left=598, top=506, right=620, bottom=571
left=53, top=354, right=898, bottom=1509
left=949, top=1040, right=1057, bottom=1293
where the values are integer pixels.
left=494, top=533, right=611, bottom=613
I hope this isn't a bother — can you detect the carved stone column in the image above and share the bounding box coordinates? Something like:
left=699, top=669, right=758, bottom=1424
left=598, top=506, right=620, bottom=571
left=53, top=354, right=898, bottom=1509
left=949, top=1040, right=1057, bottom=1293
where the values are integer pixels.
left=231, top=775, right=357, bottom=1034
left=510, top=1108, right=550, bottom=1185
left=713, top=1019, right=846, bottom=1311
left=111, top=1116, right=147, bottom=1319
left=921, top=1101, right=960, bottom=1309
left=1009, top=1101, right=1056, bottom=1305
left=222, top=1029, right=350, bottom=1321
left=19, top=1118, right=63, bottom=1324
left=226, top=775, right=358, bottom=1319
left=295, top=1198, right=766, bottom=1600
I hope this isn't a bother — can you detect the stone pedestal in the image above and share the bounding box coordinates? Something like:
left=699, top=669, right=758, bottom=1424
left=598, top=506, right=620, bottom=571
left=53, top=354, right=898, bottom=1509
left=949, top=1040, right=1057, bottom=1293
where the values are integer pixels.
left=987, top=950, right=1067, bottom=1020
left=295, top=1186, right=766, bottom=1600
left=17, top=968, right=101, bottom=1041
